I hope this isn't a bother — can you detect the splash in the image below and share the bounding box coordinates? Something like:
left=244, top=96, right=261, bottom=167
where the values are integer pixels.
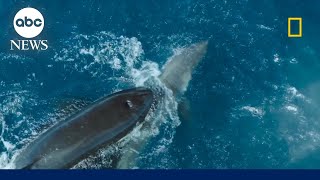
left=0, top=32, right=180, bottom=169
left=14, top=32, right=180, bottom=169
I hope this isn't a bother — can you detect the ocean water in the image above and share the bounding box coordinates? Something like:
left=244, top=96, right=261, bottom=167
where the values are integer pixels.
left=1, top=0, right=320, bottom=169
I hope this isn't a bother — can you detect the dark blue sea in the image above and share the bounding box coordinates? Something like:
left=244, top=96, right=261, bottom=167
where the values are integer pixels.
left=1, top=0, right=320, bottom=169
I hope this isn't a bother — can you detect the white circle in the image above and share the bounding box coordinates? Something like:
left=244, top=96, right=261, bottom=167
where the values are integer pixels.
left=13, top=8, right=44, bottom=38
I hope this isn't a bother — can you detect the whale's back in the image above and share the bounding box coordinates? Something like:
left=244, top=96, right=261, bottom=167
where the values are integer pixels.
left=13, top=88, right=153, bottom=169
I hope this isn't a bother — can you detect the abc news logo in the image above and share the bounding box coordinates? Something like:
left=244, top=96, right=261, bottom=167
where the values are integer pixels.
left=16, top=16, right=43, bottom=27
left=10, top=7, right=48, bottom=51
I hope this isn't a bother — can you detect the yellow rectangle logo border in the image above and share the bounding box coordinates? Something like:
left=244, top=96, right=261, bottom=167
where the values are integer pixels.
left=288, top=17, right=302, bottom=37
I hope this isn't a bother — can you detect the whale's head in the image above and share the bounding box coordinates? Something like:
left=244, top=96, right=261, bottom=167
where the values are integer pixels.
left=108, top=87, right=154, bottom=121
left=121, top=87, right=154, bottom=112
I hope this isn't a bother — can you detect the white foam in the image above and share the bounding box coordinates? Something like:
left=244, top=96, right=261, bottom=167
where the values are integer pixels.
left=241, top=106, right=265, bottom=118
left=273, top=53, right=280, bottom=63
left=110, top=57, right=122, bottom=70
left=257, top=24, right=273, bottom=31
left=286, top=86, right=308, bottom=101
left=285, top=105, right=298, bottom=113
left=290, top=58, right=298, bottom=64
left=2, top=139, right=15, bottom=151
left=0, top=153, right=9, bottom=168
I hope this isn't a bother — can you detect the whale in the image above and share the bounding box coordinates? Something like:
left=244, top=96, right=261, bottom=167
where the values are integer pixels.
left=117, top=41, right=208, bottom=168
left=12, top=87, right=154, bottom=169
left=159, top=41, right=208, bottom=95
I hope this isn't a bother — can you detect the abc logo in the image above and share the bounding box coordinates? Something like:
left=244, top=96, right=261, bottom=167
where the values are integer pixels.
left=13, top=7, right=44, bottom=38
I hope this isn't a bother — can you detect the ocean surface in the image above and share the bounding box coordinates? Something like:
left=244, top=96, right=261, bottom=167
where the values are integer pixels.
left=1, top=0, right=320, bottom=168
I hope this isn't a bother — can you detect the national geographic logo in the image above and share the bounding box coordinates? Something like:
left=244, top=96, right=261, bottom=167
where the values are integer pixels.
left=10, top=7, right=48, bottom=50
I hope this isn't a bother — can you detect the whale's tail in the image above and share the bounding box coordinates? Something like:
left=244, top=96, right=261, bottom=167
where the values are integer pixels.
left=159, top=41, right=208, bottom=95
left=117, top=41, right=208, bottom=169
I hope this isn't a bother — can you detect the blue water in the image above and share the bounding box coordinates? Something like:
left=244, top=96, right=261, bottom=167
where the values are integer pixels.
left=1, top=0, right=320, bottom=168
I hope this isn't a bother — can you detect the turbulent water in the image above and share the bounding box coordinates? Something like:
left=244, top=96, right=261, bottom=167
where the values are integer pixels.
left=1, top=0, right=320, bottom=168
